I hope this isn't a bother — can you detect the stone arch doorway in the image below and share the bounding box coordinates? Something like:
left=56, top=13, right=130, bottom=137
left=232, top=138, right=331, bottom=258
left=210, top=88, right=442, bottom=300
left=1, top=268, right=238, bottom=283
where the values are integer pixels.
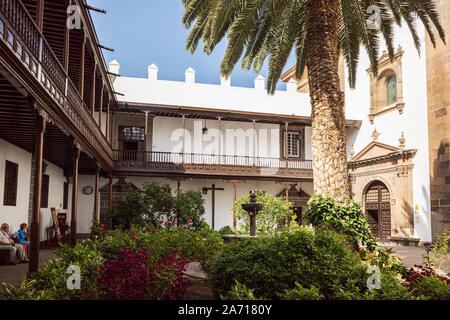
left=364, top=180, right=391, bottom=241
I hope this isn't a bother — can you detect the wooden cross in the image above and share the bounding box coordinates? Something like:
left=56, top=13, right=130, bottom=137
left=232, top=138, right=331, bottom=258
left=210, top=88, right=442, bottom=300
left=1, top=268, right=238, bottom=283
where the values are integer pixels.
left=203, top=184, right=225, bottom=230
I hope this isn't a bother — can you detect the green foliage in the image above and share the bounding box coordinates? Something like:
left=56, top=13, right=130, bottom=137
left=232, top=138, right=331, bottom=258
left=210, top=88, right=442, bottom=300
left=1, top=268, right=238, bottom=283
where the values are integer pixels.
left=334, top=272, right=415, bottom=300
left=218, top=225, right=235, bottom=235
left=175, top=190, right=207, bottom=230
left=1, top=279, right=54, bottom=300
left=108, top=181, right=206, bottom=230
left=222, top=281, right=263, bottom=300
left=415, top=276, right=450, bottom=300
left=424, top=230, right=450, bottom=271
left=209, top=226, right=368, bottom=299
left=182, top=0, right=444, bottom=94
left=279, top=283, right=324, bottom=300
left=1, top=242, right=105, bottom=300
left=305, top=195, right=377, bottom=250
left=234, top=190, right=294, bottom=235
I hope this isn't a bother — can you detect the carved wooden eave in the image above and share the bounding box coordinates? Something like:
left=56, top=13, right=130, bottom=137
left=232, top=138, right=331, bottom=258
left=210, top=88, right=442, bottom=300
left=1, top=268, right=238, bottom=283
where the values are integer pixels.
left=349, top=141, right=417, bottom=169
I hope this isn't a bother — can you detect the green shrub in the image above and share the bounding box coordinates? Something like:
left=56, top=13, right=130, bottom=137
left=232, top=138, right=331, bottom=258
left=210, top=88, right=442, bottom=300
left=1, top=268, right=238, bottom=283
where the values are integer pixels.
left=305, top=195, right=377, bottom=250
left=279, top=283, right=323, bottom=300
left=1, top=279, right=54, bottom=300
left=218, top=225, right=235, bottom=235
left=1, top=241, right=105, bottom=300
left=415, top=275, right=450, bottom=300
left=208, top=226, right=368, bottom=299
left=222, top=281, right=263, bottom=300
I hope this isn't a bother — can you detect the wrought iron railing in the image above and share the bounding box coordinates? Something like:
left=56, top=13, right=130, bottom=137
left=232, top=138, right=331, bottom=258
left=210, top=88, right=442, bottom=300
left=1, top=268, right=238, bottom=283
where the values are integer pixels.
left=113, top=150, right=313, bottom=171
left=0, top=0, right=112, bottom=162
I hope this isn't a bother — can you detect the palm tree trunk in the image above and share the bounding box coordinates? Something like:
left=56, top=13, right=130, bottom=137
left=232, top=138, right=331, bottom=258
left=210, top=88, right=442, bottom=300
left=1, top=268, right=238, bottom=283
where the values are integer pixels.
left=306, top=0, right=350, bottom=202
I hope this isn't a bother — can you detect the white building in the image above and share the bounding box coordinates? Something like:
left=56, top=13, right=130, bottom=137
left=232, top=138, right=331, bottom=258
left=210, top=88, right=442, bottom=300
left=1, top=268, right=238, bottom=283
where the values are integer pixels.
left=1, top=1, right=447, bottom=257
left=108, top=22, right=432, bottom=242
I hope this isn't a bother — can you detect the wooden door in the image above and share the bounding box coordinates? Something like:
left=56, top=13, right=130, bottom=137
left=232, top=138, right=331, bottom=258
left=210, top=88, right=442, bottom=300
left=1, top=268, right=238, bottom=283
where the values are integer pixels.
left=365, top=181, right=391, bottom=241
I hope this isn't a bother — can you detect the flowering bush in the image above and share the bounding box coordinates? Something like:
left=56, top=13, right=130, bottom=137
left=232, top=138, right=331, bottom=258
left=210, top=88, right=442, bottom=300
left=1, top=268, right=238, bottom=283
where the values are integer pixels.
left=96, top=224, right=223, bottom=274
left=90, top=221, right=107, bottom=241
left=97, top=247, right=190, bottom=300
left=358, top=246, right=406, bottom=275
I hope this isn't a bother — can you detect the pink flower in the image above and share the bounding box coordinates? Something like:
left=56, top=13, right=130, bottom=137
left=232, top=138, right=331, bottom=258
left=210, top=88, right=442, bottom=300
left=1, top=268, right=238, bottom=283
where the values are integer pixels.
left=167, top=221, right=173, bottom=226
left=183, top=225, right=188, bottom=230
left=146, top=227, right=152, bottom=232
left=188, top=219, right=193, bottom=224
left=131, top=236, right=137, bottom=240
left=159, top=220, right=164, bottom=224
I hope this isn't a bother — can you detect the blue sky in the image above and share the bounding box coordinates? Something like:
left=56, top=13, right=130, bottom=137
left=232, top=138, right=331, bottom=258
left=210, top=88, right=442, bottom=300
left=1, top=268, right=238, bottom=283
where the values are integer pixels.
left=89, top=0, right=296, bottom=89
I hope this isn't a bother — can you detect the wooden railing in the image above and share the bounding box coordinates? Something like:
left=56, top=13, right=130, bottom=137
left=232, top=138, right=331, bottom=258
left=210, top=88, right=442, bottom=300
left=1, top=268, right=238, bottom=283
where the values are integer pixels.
left=0, top=0, right=112, bottom=164
left=114, top=150, right=313, bottom=173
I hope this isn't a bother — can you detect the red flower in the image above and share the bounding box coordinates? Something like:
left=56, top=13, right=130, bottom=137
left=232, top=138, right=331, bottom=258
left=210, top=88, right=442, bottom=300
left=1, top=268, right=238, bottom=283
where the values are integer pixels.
left=146, top=227, right=152, bottom=232
left=131, top=236, right=137, bottom=240
left=183, top=225, right=188, bottom=230
left=188, top=219, right=193, bottom=224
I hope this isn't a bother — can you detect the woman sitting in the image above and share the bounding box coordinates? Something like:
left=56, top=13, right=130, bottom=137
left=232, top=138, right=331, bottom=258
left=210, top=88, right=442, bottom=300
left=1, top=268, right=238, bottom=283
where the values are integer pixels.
left=16, top=223, right=30, bottom=256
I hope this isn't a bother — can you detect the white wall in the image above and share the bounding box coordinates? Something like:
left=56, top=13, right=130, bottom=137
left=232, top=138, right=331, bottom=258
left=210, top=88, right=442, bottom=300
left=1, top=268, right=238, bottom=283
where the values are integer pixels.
left=152, top=116, right=287, bottom=158
left=0, top=139, right=32, bottom=234
left=344, top=25, right=432, bottom=241
left=0, top=138, right=71, bottom=241
left=39, top=161, right=68, bottom=242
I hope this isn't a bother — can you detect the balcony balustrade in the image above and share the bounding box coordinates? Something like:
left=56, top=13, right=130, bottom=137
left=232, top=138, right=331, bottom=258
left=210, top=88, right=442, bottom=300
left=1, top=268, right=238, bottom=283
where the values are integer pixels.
left=0, top=0, right=112, bottom=165
left=114, top=150, right=313, bottom=179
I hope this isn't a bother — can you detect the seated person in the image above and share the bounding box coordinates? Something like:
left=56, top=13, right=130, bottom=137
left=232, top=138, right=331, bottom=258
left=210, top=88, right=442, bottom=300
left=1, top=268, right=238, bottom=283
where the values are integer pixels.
left=16, top=223, right=30, bottom=257
left=0, top=223, right=27, bottom=264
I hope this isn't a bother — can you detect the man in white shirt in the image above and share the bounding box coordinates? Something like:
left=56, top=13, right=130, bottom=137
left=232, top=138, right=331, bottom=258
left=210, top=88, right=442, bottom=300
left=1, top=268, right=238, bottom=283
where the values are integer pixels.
left=0, top=223, right=26, bottom=265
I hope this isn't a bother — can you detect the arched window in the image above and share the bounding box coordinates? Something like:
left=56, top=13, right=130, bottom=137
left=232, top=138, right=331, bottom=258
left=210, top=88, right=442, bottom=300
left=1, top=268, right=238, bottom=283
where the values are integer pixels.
left=386, top=75, right=397, bottom=105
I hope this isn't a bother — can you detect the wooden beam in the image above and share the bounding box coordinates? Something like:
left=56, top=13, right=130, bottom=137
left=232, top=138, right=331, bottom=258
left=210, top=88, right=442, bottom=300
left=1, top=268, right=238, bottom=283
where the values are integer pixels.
left=36, top=0, right=45, bottom=32
left=108, top=175, right=113, bottom=218
left=29, top=113, right=46, bottom=273
left=91, top=64, right=97, bottom=115
left=64, top=0, right=71, bottom=72
left=98, top=84, right=104, bottom=130
left=232, top=181, right=238, bottom=228
left=106, top=100, right=110, bottom=141
left=182, top=115, right=186, bottom=164
left=93, top=163, right=100, bottom=223
left=79, top=35, right=86, bottom=98
left=70, top=143, right=81, bottom=247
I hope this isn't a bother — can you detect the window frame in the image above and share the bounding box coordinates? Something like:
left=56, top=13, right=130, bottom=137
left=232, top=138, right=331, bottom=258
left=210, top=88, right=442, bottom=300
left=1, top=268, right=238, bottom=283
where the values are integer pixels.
left=281, top=126, right=306, bottom=160
left=3, top=160, right=18, bottom=207
left=41, top=174, right=50, bottom=209
left=63, top=181, right=69, bottom=210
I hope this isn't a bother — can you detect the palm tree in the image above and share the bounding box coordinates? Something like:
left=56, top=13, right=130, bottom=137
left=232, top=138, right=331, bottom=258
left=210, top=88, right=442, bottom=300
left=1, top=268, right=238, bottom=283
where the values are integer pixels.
left=182, top=0, right=444, bottom=202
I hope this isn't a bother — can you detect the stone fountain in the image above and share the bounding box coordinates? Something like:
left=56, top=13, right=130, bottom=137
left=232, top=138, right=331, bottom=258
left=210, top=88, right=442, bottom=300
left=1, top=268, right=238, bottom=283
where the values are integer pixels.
left=241, top=191, right=264, bottom=236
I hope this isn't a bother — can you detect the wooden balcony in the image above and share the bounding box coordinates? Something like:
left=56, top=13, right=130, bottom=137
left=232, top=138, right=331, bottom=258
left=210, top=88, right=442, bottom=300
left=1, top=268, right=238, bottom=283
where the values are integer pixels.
left=113, top=150, right=314, bottom=181
left=0, top=0, right=113, bottom=170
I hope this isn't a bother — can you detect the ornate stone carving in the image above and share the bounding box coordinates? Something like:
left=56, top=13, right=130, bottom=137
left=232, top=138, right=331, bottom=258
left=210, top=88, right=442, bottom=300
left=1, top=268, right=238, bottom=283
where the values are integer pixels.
left=399, top=132, right=406, bottom=148
left=371, top=129, right=380, bottom=141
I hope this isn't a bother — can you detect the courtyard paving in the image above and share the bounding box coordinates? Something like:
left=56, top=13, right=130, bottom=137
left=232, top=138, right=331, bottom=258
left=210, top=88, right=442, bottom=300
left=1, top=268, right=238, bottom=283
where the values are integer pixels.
left=389, top=245, right=450, bottom=273
left=0, top=249, right=55, bottom=287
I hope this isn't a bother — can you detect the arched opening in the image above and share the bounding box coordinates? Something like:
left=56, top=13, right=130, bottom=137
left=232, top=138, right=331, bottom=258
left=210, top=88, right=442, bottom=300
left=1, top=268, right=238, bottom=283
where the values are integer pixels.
left=386, top=74, right=397, bottom=105
left=364, top=180, right=391, bottom=241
